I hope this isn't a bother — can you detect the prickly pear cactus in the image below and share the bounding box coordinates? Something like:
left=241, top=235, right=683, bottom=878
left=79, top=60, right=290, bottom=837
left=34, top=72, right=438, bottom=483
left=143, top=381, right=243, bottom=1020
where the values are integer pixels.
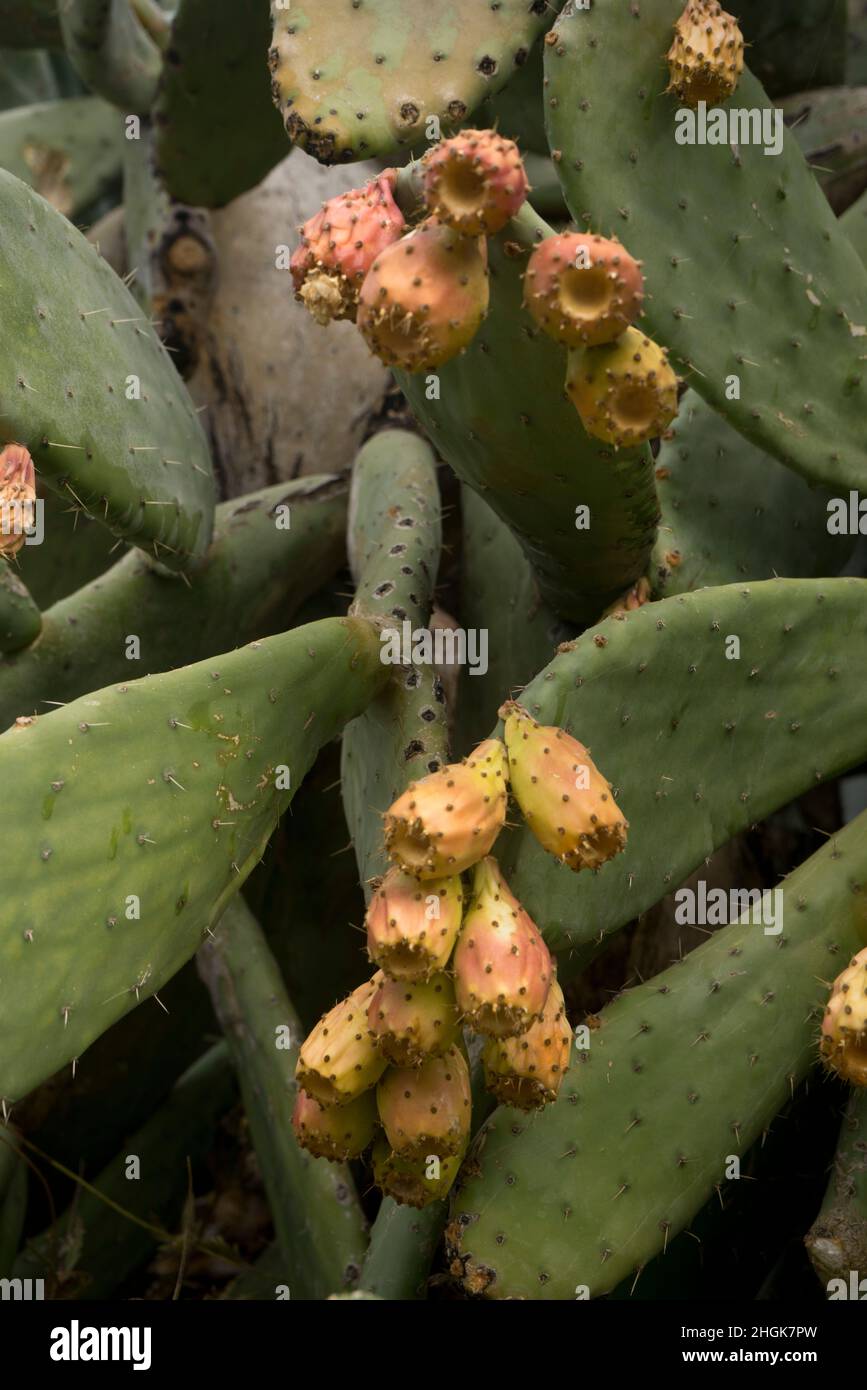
left=0, top=0, right=865, bottom=1315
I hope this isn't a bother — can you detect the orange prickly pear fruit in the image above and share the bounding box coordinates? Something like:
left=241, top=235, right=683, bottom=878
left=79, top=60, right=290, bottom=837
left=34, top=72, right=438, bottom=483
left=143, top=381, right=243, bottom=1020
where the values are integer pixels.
left=365, top=867, right=464, bottom=979
left=565, top=327, right=680, bottom=448
left=383, top=738, right=508, bottom=880
left=499, top=701, right=628, bottom=873
left=291, top=169, right=405, bottom=325
left=0, top=444, right=36, bottom=557
left=356, top=218, right=489, bottom=373
left=291, top=1086, right=378, bottom=1162
left=666, top=0, right=745, bottom=107
left=295, top=975, right=387, bottom=1106
left=482, top=980, right=572, bottom=1110
left=367, top=971, right=460, bottom=1067
left=422, top=128, right=528, bottom=237
left=820, top=946, right=867, bottom=1087
left=453, top=856, right=554, bottom=1038
left=376, top=1044, right=472, bottom=1159
left=523, top=232, right=645, bottom=348
left=371, top=1137, right=465, bottom=1209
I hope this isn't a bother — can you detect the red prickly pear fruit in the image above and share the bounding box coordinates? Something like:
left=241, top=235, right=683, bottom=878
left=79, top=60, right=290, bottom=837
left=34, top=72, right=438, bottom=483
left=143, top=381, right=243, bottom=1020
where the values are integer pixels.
left=500, top=700, right=628, bottom=873
left=366, top=867, right=464, bottom=979
left=820, top=946, right=867, bottom=1087
left=482, top=980, right=572, bottom=1110
left=356, top=218, right=489, bottom=373
left=291, top=169, right=405, bottom=325
left=376, top=1044, right=472, bottom=1159
left=291, top=1086, right=378, bottom=1162
left=295, top=975, right=387, bottom=1106
left=453, top=856, right=554, bottom=1038
left=367, top=971, right=459, bottom=1067
left=371, top=1136, right=464, bottom=1209
left=421, top=128, right=528, bottom=237
left=383, top=737, right=509, bottom=879
left=565, top=327, right=680, bottom=447
left=666, top=0, right=745, bottom=108
left=0, top=443, right=36, bottom=557
left=523, top=232, right=644, bottom=348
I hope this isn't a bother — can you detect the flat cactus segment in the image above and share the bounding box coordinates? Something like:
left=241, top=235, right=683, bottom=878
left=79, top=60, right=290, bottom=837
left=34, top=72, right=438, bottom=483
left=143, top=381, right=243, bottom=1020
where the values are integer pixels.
left=0, top=1, right=62, bottom=50
left=449, top=811, right=867, bottom=1299
left=0, top=50, right=65, bottom=109
left=0, top=615, right=387, bottom=1103
left=342, top=429, right=448, bottom=890
left=805, top=1085, right=867, bottom=1291
left=0, top=170, right=215, bottom=569
left=0, top=477, right=348, bottom=732
left=13, top=1044, right=237, bottom=1299
left=0, top=97, right=122, bottom=221
left=652, top=391, right=853, bottom=597
left=736, top=0, right=847, bottom=97
left=396, top=200, right=659, bottom=625
left=360, top=1198, right=446, bottom=1300
left=490, top=579, right=867, bottom=956
left=782, top=86, right=867, bottom=213
left=269, top=0, right=560, bottom=165
left=58, top=0, right=163, bottom=114
left=198, top=897, right=368, bottom=1299
left=545, top=2, right=867, bottom=494
left=154, top=0, right=288, bottom=208
left=0, top=563, right=40, bottom=653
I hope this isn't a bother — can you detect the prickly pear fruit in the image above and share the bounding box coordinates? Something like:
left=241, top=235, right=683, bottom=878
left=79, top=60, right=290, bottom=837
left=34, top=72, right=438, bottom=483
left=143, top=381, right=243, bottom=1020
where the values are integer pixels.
left=291, top=170, right=405, bottom=325
left=0, top=444, right=36, bottom=558
left=523, top=233, right=644, bottom=348
left=500, top=701, right=628, bottom=873
left=383, top=738, right=509, bottom=879
left=291, top=1086, right=378, bottom=1162
left=422, top=129, right=528, bottom=237
left=371, top=1136, right=464, bottom=1209
left=295, top=975, right=387, bottom=1107
left=356, top=219, right=489, bottom=373
left=821, top=946, right=867, bottom=1087
left=481, top=980, right=572, bottom=1110
left=601, top=576, right=652, bottom=620
left=366, top=867, right=464, bottom=980
left=368, top=972, right=459, bottom=1067
left=453, top=856, right=553, bottom=1038
left=666, top=0, right=745, bottom=108
left=565, top=327, right=679, bottom=447
left=376, top=1044, right=472, bottom=1159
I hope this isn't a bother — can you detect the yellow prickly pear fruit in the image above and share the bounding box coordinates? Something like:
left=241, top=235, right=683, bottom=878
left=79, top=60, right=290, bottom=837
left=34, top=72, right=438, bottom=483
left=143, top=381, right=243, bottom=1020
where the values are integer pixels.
left=500, top=701, right=628, bottom=873
left=356, top=218, right=489, bottom=373
left=383, top=738, right=509, bottom=880
left=565, top=327, right=680, bottom=448
left=365, top=867, right=464, bottom=980
left=376, top=1044, right=472, bottom=1159
left=295, top=975, right=387, bottom=1107
left=368, top=971, right=459, bottom=1067
left=453, top=856, right=553, bottom=1038
left=291, top=1086, right=378, bottom=1162
left=666, top=0, right=745, bottom=108
left=422, top=128, right=528, bottom=237
left=481, top=980, right=572, bottom=1110
left=821, top=946, right=867, bottom=1087
left=371, top=1137, right=465, bottom=1209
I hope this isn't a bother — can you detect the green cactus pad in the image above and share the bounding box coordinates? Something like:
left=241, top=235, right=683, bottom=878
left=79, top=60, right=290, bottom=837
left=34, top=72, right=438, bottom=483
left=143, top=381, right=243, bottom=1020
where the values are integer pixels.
left=58, top=0, right=163, bottom=114
left=0, top=563, right=41, bottom=654
left=199, top=896, right=368, bottom=1299
left=805, top=1084, right=867, bottom=1291
left=153, top=0, right=287, bottom=208
left=0, top=97, right=122, bottom=221
left=545, top=1, right=867, bottom=494
left=0, top=169, right=215, bottom=569
left=395, top=196, right=659, bottom=625
left=652, top=391, right=852, bottom=597
left=736, top=0, right=847, bottom=98
left=449, top=809, right=867, bottom=1298
left=0, top=1, right=62, bottom=50
left=0, top=615, right=387, bottom=1103
left=269, top=0, right=561, bottom=164
left=0, top=50, right=65, bottom=110
left=0, top=477, right=348, bottom=732
left=782, top=86, right=867, bottom=214
left=491, top=579, right=867, bottom=958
